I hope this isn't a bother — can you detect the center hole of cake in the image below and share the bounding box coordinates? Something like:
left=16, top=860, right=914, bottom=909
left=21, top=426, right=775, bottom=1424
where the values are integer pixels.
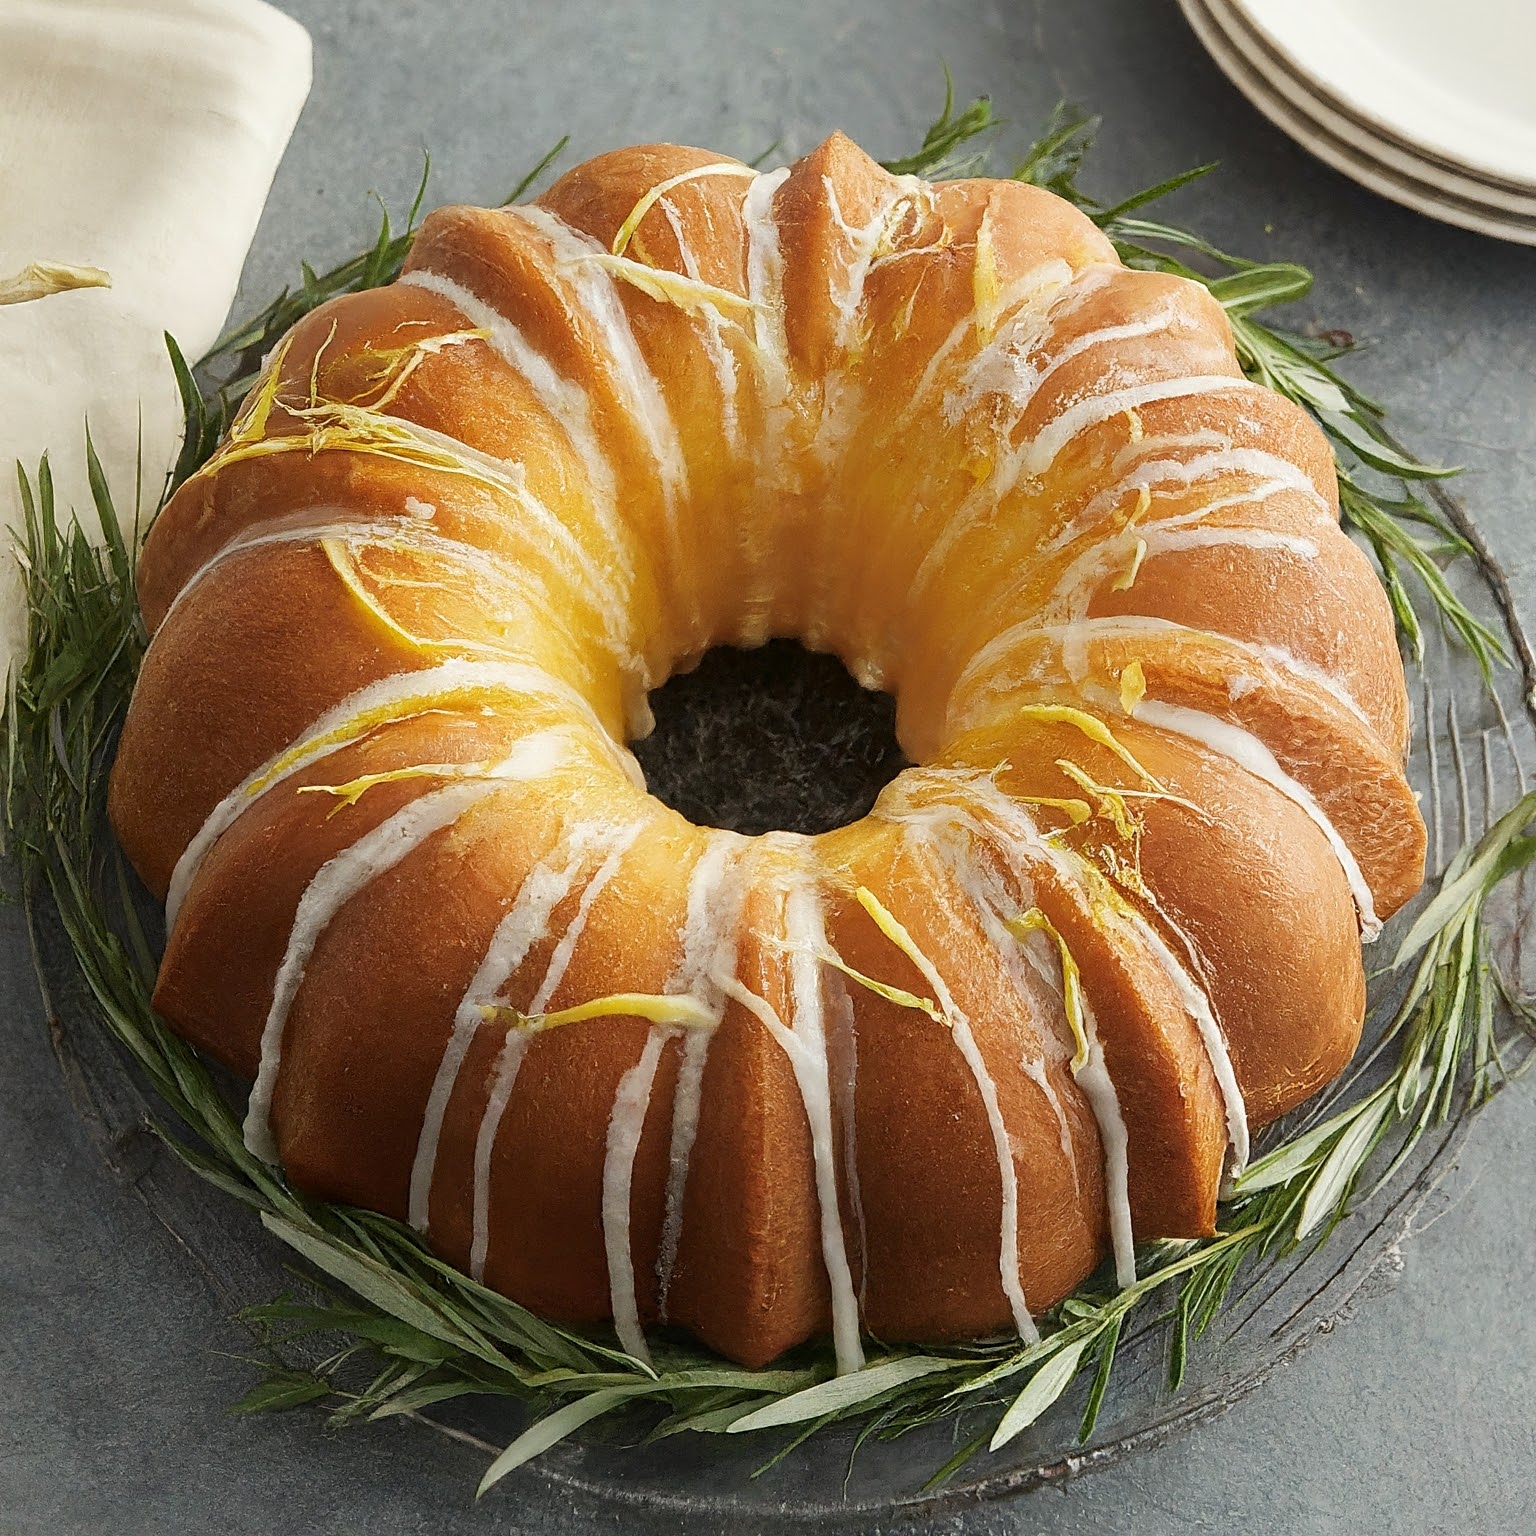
left=629, top=640, right=910, bottom=837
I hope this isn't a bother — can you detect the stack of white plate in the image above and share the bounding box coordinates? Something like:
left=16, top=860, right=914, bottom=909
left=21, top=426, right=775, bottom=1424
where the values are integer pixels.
left=1177, top=0, right=1536, bottom=245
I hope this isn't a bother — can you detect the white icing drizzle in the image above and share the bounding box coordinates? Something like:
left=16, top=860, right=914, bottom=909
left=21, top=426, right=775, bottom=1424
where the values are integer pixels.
left=738, top=166, right=794, bottom=630
left=251, top=379, right=635, bottom=641
left=242, top=734, right=568, bottom=1163
left=741, top=167, right=793, bottom=423
left=1065, top=994, right=1135, bottom=1286
left=166, top=659, right=631, bottom=934
left=603, top=1027, right=668, bottom=1363
left=959, top=472, right=1323, bottom=682
left=530, top=821, right=648, bottom=1013
left=162, top=506, right=428, bottom=627
left=593, top=818, right=756, bottom=1366
left=1018, top=1057, right=1080, bottom=1197
left=783, top=880, right=863, bottom=1371
left=1133, top=698, right=1382, bottom=940
left=506, top=203, right=703, bottom=644
left=1042, top=447, right=1330, bottom=558
left=1004, top=911, right=1133, bottom=1278
left=465, top=817, right=647, bottom=1281
left=967, top=779, right=1236, bottom=1244
left=939, top=826, right=1084, bottom=1202
left=894, top=267, right=1124, bottom=531
left=162, top=433, right=629, bottom=654
left=950, top=813, right=1140, bottom=1290
left=823, top=954, right=868, bottom=1305
left=407, top=819, right=615, bottom=1234
left=1144, top=523, right=1319, bottom=559
left=163, top=509, right=628, bottom=660
left=461, top=837, right=607, bottom=1274
left=888, top=258, right=1077, bottom=437
left=514, top=204, right=690, bottom=515
left=808, top=172, right=926, bottom=641
left=893, top=796, right=1136, bottom=1291
left=1121, top=897, right=1251, bottom=1172
left=1035, top=520, right=1319, bottom=629
left=471, top=1029, right=530, bottom=1283
left=904, top=372, right=1263, bottom=623
left=812, top=172, right=921, bottom=471
left=654, top=1030, right=708, bottom=1317
left=1021, top=376, right=1261, bottom=483
left=400, top=266, right=622, bottom=523
left=950, top=614, right=1371, bottom=736
left=655, top=831, right=748, bottom=1318
left=892, top=769, right=1249, bottom=1201
left=717, top=960, right=864, bottom=1374
left=659, top=199, right=742, bottom=456
left=715, top=865, right=866, bottom=1374
left=875, top=836, right=1040, bottom=1346
left=822, top=173, right=904, bottom=350
left=942, top=298, right=1183, bottom=428
left=961, top=769, right=1249, bottom=1160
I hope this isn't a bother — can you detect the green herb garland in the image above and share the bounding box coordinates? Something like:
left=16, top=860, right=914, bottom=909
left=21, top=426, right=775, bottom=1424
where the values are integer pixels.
left=5, top=88, right=1533, bottom=1498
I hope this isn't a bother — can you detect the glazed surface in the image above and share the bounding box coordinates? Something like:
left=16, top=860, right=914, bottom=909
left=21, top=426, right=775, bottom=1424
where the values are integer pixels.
left=109, top=134, right=1425, bottom=1368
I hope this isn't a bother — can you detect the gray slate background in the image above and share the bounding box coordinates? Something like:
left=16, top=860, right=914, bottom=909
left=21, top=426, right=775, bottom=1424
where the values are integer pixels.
left=4, top=0, right=1534, bottom=1531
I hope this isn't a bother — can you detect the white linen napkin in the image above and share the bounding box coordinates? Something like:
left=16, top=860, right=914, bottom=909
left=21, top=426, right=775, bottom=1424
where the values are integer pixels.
left=0, top=0, right=312, bottom=668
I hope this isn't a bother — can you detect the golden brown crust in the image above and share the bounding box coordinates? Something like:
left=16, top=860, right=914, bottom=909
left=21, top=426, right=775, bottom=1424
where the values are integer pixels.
left=827, top=840, right=1106, bottom=1339
left=110, top=132, right=1425, bottom=1367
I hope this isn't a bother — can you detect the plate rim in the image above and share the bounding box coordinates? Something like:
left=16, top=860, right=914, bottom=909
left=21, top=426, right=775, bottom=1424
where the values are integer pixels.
left=1205, top=0, right=1536, bottom=217
left=1179, top=0, right=1536, bottom=247
left=1231, top=0, right=1536, bottom=190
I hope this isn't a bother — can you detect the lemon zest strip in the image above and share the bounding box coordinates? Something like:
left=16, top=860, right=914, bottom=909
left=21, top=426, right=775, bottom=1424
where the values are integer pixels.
left=296, top=761, right=502, bottom=815
left=482, top=992, right=717, bottom=1033
left=196, top=398, right=522, bottom=513
left=1008, top=702, right=1166, bottom=792
left=972, top=201, right=1000, bottom=344
left=852, top=885, right=960, bottom=1028
left=1056, top=756, right=1208, bottom=828
left=1054, top=758, right=1139, bottom=840
left=248, top=702, right=457, bottom=797
left=322, top=537, right=499, bottom=657
left=230, top=334, right=293, bottom=444
left=819, top=949, right=945, bottom=1024
left=611, top=161, right=756, bottom=256
left=1119, top=659, right=1147, bottom=715
left=0, top=260, right=110, bottom=306
left=1005, top=908, right=1091, bottom=1071
left=356, top=328, right=492, bottom=410
left=568, top=251, right=762, bottom=320
left=1014, top=794, right=1094, bottom=826
left=1111, top=537, right=1147, bottom=591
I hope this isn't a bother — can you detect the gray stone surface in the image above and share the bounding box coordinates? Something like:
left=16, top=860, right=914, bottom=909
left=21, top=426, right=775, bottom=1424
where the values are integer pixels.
left=3, top=0, right=1534, bottom=1530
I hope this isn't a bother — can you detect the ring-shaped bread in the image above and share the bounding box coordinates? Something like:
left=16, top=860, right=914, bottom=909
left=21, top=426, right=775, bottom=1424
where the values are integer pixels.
left=110, top=134, right=1425, bottom=1368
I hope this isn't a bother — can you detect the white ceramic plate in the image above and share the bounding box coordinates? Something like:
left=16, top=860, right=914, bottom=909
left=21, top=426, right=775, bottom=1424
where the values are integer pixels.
left=1208, top=0, right=1536, bottom=219
left=1179, top=0, right=1536, bottom=247
left=1233, top=0, right=1536, bottom=191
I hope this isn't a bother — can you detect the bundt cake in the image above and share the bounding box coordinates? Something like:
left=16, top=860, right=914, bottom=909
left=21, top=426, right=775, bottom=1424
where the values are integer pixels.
left=108, top=132, right=1426, bottom=1371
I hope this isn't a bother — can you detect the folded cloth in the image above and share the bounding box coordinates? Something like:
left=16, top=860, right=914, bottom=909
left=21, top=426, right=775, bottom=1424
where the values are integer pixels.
left=0, top=0, right=311, bottom=669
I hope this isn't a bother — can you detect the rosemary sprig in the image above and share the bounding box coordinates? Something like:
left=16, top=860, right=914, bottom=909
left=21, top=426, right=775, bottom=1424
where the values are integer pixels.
left=3, top=89, right=1532, bottom=1498
left=880, top=68, right=999, bottom=181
